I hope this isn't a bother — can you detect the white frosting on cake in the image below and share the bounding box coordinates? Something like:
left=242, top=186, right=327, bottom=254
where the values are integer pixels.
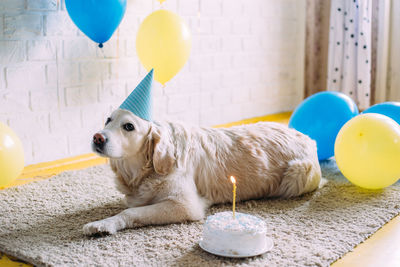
left=201, top=211, right=268, bottom=256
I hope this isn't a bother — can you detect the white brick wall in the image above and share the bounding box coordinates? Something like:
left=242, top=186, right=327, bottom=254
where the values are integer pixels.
left=0, top=0, right=306, bottom=164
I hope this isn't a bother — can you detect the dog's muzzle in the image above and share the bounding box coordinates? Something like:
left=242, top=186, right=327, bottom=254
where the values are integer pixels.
left=93, top=133, right=107, bottom=153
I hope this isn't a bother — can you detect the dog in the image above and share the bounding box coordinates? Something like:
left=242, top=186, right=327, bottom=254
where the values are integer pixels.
left=83, top=109, right=321, bottom=235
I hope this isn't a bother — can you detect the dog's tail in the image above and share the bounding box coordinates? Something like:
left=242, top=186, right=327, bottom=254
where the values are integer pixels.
left=277, top=159, right=322, bottom=198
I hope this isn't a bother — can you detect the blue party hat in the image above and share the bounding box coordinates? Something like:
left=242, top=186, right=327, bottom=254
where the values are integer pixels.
left=120, top=69, right=153, bottom=121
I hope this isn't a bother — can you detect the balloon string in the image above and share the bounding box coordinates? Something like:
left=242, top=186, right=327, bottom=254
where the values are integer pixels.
left=99, top=46, right=106, bottom=58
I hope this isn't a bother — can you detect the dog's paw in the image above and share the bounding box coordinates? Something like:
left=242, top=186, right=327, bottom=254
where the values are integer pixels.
left=83, top=219, right=118, bottom=236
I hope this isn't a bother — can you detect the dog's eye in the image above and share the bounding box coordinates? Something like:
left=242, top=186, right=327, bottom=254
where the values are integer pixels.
left=123, top=123, right=135, bottom=131
left=105, top=117, right=111, bottom=125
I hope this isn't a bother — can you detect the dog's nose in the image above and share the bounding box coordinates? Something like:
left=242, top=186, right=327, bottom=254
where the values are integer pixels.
left=93, top=133, right=106, bottom=147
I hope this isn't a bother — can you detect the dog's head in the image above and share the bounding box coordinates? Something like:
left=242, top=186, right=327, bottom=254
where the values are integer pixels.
left=92, top=109, right=175, bottom=175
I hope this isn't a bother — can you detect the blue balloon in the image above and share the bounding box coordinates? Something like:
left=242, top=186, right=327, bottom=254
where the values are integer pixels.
left=65, top=0, right=127, bottom=47
left=362, top=102, right=400, bottom=125
left=289, top=92, right=359, bottom=160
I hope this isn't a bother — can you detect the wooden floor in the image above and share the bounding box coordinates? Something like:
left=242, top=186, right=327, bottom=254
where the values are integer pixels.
left=1, top=111, right=399, bottom=266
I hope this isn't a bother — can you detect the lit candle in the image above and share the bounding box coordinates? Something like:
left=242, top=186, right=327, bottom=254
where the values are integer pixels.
left=230, top=176, right=236, bottom=219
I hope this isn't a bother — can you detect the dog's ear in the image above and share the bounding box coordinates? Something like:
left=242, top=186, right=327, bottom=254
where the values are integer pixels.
left=147, top=126, right=176, bottom=175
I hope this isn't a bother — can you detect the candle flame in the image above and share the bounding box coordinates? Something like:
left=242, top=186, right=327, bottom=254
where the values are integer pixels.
left=230, top=176, right=236, bottom=184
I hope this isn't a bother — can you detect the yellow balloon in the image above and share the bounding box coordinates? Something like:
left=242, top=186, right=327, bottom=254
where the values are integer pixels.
left=157, top=0, right=166, bottom=3
left=335, top=113, right=400, bottom=189
left=0, top=122, right=24, bottom=187
left=136, top=10, right=191, bottom=85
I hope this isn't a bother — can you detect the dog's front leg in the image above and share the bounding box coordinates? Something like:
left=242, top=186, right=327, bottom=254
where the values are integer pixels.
left=83, top=199, right=196, bottom=235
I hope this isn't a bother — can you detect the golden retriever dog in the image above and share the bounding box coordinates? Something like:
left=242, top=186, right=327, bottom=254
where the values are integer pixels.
left=83, top=109, right=321, bottom=235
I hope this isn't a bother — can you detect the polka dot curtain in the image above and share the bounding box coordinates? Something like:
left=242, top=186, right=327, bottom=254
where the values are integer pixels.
left=327, top=0, right=372, bottom=110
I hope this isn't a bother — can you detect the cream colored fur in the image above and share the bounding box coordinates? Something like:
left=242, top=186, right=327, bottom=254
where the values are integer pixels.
left=83, top=109, right=321, bottom=235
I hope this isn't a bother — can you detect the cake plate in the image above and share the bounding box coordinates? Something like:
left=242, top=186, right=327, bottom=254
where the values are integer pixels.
left=199, top=237, right=274, bottom=258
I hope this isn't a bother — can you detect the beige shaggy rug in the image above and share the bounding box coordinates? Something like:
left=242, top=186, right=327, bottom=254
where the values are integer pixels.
left=0, top=159, right=399, bottom=267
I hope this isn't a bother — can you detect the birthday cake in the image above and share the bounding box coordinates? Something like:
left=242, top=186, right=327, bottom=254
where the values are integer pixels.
left=200, top=211, right=270, bottom=257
